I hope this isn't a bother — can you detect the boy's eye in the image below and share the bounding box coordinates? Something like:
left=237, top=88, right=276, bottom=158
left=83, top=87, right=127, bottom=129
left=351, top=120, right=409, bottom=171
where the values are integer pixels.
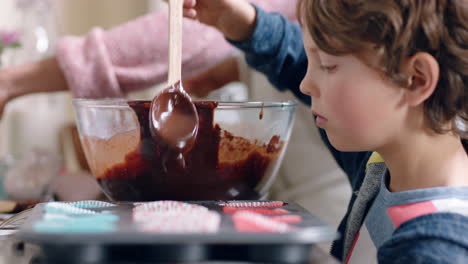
left=319, top=65, right=338, bottom=73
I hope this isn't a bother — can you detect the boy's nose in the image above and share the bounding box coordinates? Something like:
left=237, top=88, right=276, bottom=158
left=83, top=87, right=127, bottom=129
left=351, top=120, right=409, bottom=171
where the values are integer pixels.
left=300, top=77, right=319, bottom=98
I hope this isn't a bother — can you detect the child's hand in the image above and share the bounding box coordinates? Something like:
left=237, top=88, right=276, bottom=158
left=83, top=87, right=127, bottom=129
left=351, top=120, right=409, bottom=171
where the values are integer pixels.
left=178, top=0, right=257, bottom=41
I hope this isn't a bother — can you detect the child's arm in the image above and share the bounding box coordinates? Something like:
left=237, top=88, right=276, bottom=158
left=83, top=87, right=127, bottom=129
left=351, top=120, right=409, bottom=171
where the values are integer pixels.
left=228, top=6, right=310, bottom=104
left=182, top=0, right=308, bottom=103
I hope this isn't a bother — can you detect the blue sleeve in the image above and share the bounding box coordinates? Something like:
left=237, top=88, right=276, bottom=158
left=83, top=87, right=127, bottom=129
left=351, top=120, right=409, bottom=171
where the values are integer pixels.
left=229, top=6, right=310, bottom=105
left=378, top=213, right=468, bottom=263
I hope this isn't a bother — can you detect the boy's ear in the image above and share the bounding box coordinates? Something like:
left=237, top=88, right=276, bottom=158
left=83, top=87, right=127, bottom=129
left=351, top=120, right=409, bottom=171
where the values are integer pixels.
left=404, top=52, right=439, bottom=107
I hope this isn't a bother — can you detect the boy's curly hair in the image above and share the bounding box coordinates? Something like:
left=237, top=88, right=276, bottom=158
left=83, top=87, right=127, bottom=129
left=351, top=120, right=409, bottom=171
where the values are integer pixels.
left=297, top=0, right=468, bottom=139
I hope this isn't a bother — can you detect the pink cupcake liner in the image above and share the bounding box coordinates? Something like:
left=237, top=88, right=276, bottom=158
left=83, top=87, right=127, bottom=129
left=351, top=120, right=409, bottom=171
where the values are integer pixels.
left=269, top=215, right=302, bottom=223
left=232, top=211, right=295, bottom=233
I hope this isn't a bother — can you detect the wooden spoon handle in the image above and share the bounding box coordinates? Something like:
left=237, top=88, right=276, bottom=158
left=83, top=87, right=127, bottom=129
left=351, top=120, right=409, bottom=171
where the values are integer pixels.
left=168, top=0, right=183, bottom=86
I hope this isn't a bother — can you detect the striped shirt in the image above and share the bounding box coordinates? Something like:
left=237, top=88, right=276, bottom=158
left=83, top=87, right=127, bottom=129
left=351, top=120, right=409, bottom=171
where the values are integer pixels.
left=347, top=169, right=468, bottom=263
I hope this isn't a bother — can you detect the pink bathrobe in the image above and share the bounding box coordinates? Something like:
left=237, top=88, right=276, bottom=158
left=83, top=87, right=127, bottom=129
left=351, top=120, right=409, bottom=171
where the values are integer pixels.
left=56, top=0, right=297, bottom=98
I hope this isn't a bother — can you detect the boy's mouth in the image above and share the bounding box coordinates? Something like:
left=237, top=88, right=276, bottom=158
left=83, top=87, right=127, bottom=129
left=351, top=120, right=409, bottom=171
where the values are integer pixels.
left=312, top=110, right=328, bottom=128
left=311, top=110, right=326, bottom=119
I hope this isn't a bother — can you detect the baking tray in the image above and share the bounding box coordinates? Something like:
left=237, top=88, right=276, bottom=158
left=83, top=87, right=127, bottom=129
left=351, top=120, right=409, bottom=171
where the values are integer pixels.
left=16, top=200, right=338, bottom=263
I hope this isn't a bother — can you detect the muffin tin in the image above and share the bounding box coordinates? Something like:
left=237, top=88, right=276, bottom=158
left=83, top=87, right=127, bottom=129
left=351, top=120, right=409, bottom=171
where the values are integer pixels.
left=16, top=200, right=337, bottom=264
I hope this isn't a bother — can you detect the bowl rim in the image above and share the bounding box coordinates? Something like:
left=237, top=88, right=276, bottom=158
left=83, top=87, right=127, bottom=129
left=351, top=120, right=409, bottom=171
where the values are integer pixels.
left=72, top=98, right=298, bottom=109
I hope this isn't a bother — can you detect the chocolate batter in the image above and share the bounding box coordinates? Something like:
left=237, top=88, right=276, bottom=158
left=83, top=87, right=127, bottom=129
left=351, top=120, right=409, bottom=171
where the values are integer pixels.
left=83, top=101, right=283, bottom=201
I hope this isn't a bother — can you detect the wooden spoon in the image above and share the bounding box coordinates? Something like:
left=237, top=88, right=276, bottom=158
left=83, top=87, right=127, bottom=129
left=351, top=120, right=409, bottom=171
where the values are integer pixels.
left=149, top=0, right=199, bottom=153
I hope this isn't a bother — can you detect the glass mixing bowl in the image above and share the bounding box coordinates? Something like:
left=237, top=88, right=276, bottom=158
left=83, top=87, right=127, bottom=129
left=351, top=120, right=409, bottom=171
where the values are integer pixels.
left=73, top=99, right=296, bottom=201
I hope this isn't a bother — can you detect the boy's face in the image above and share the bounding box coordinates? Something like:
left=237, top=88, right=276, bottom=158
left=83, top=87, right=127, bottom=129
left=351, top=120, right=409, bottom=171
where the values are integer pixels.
left=300, top=29, right=408, bottom=152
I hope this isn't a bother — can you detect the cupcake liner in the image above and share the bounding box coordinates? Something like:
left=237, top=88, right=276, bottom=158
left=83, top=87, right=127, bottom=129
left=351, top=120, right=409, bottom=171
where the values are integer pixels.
left=223, top=207, right=289, bottom=215
left=133, top=201, right=220, bottom=233
left=44, top=202, right=97, bottom=215
left=232, top=211, right=295, bottom=233
left=219, top=201, right=284, bottom=208
left=65, top=200, right=115, bottom=209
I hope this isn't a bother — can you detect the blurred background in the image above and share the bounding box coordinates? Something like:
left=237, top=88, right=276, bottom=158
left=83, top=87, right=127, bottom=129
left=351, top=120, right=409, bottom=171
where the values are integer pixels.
left=0, top=0, right=167, bottom=202
left=0, top=0, right=165, bottom=158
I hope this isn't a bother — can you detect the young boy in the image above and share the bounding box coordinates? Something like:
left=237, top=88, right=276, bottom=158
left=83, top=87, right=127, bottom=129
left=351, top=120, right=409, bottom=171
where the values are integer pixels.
left=181, top=0, right=468, bottom=262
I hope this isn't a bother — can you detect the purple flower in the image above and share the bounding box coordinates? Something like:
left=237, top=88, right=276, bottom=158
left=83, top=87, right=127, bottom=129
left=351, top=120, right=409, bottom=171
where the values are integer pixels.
left=0, top=31, right=21, bottom=46
left=0, top=30, right=21, bottom=54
